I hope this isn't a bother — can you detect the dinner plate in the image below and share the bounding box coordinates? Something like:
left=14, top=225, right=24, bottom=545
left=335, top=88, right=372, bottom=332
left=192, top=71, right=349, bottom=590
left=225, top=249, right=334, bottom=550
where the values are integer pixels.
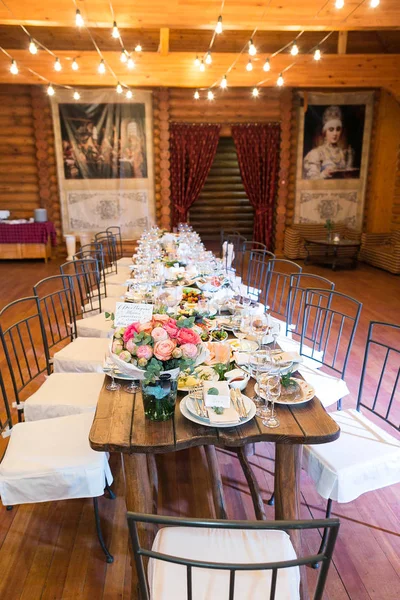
left=180, top=393, right=256, bottom=428
left=255, top=378, right=315, bottom=405
left=229, top=339, right=258, bottom=352
left=235, top=360, right=298, bottom=377
left=103, top=367, right=138, bottom=381
left=178, top=366, right=219, bottom=391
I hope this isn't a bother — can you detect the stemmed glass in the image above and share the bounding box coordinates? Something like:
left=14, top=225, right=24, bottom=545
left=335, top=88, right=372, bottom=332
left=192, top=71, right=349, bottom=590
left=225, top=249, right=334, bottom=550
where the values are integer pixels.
left=249, top=349, right=273, bottom=414
left=105, top=354, right=121, bottom=392
left=262, top=374, right=281, bottom=428
left=124, top=379, right=139, bottom=394
left=251, top=312, right=270, bottom=349
left=271, top=320, right=281, bottom=350
left=232, top=315, right=250, bottom=351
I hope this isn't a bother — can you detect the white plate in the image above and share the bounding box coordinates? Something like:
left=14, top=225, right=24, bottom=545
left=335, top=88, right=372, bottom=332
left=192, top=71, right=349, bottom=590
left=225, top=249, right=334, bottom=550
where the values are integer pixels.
left=103, top=368, right=138, bottom=381
left=255, top=378, right=315, bottom=405
left=235, top=360, right=299, bottom=377
left=178, top=366, right=219, bottom=391
left=180, top=393, right=256, bottom=428
left=229, top=339, right=258, bottom=352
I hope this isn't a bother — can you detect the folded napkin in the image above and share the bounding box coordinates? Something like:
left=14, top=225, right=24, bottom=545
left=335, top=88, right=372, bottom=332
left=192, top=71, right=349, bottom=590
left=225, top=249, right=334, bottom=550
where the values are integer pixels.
left=208, top=404, right=240, bottom=425
left=276, top=335, right=323, bottom=369
left=272, top=351, right=302, bottom=365
left=203, top=381, right=230, bottom=408
left=234, top=351, right=251, bottom=366
left=204, top=342, right=231, bottom=366
left=298, top=365, right=349, bottom=409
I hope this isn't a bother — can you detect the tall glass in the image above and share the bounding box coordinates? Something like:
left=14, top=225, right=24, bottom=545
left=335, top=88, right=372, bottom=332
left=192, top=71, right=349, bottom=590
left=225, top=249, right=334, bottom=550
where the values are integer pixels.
left=262, top=374, right=281, bottom=428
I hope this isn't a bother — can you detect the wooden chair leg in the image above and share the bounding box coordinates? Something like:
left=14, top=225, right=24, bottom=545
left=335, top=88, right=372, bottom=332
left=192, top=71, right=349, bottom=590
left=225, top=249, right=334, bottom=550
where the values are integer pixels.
left=236, top=446, right=267, bottom=520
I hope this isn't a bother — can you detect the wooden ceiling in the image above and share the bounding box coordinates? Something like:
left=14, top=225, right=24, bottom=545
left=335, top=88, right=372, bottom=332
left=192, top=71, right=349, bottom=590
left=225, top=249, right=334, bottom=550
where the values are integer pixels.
left=0, top=1, right=400, bottom=94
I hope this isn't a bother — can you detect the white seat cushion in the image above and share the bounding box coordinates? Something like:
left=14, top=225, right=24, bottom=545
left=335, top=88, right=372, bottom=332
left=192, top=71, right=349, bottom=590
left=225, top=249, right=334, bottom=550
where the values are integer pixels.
left=117, top=257, right=133, bottom=267
left=106, top=269, right=132, bottom=286
left=303, top=409, right=400, bottom=503
left=277, top=336, right=324, bottom=370
left=24, top=373, right=105, bottom=421
left=76, top=313, right=113, bottom=338
left=297, top=364, right=349, bottom=408
left=0, top=412, right=112, bottom=506
left=84, top=297, right=118, bottom=317
left=53, top=337, right=110, bottom=373
left=149, top=526, right=300, bottom=600
left=104, top=284, right=129, bottom=298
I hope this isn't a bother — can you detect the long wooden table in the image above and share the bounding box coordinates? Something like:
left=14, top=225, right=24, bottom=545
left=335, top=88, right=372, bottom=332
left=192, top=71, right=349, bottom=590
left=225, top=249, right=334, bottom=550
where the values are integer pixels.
left=90, top=373, right=340, bottom=599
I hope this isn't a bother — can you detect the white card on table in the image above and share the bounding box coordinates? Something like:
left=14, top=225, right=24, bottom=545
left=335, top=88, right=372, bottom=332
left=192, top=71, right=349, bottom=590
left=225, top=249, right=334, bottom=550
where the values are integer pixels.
left=203, top=381, right=230, bottom=408
left=114, top=302, right=153, bottom=327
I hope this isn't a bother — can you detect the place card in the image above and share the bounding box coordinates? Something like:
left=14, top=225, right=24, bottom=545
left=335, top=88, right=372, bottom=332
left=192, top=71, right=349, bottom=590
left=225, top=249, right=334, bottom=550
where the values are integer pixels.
left=203, top=381, right=230, bottom=408
left=114, top=302, right=153, bottom=327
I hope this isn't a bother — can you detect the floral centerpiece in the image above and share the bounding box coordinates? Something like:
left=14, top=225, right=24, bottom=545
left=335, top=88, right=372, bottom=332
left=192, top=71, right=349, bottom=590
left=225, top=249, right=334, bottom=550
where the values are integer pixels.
left=111, top=314, right=205, bottom=421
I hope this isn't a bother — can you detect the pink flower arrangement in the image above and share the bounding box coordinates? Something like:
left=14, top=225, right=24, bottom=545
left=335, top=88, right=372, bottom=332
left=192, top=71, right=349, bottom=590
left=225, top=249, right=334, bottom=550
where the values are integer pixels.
left=123, top=322, right=140, bottom=343
left=177, top=327, right=201, bottom=346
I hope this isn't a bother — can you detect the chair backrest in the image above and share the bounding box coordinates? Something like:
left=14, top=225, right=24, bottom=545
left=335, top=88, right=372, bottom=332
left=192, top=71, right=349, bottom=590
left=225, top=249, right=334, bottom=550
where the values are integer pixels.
left=0, top=368, right=12, bottom=436
left=220, top=229, right=240, bottom=254
left=243, top=249, right=272, bottom=302
left=286, top=273, right=335, bottom=338
left=301, top=289, right=362, bottom=379
left=357, top=321, right=400, bottom=431
left=94, top=231, right=118, bottom=274
left=223, top=233, right=247, bottom=272
left=265, top=259, right=302, bottom=319
left=75, top=243, right=107, bottom=298
left=33, top=275, right=76, bottom=362
left=0, top=296, right=50, bottom=416
left=60, top=258, right=102, bottom=317
left=127, top=512, right=340, bottom=600
left=236, top=240, right=272, bottom=277
left=106, top=226, right=123, bottom=260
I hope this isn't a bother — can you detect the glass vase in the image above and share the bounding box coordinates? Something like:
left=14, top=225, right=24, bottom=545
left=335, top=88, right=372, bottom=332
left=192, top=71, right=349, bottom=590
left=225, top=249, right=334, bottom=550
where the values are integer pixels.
left=141, top=373, right=178, bottom=421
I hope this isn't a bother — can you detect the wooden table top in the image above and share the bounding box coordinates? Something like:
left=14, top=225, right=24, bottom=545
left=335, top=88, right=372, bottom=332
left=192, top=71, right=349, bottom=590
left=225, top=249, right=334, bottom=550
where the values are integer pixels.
left=89, top=375, right=340, bottom=454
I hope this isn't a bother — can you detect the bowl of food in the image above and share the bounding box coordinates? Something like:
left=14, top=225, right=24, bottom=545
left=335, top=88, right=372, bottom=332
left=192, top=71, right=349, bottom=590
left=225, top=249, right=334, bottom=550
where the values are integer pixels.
left=224, top=368, right=250, bottom=391
left=211, top=329, right=229, bottom=342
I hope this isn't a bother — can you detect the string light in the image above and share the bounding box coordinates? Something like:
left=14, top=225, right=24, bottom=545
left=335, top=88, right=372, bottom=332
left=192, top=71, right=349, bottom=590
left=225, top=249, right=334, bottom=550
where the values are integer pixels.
left=220, top=75, right=227, bottom=89
left=98, top=59, right=106, bottom=74
left=75, top=9, right=84, bottom=27
left=194, top=90, right=200, bottom=100
left=54, top=57, right=62, bottom=71
left=126, top=90, right=133, bottom=99
left=263, top=58, right=270, bottom=72
left=10, top=59, right=18, bottom=75
left=29, top=38, right=38, bottom=54
left=314, top=47, right=321, bottom=61
left=246, top=59, right=253, bottom=71
left=116, top=82, right=123, bottom=94
left=248, top=39, right=256, bottom=56
left=290, top=42, right=299, bottom=56
left=335, top=0, right=344, bottom=8
left=47, top=83, right=55, bottom=96
left=252, top=87, right=259, bottom=98
left=277, top=73, right=284, bottom=87
left=127, top=57, right=135, bottom=69
left=207, top=90, right=214, bottom=100
left=200, top=60, right=205, bottom=72
left=135, top=43, right=142, bottom=52
left=370, top=0, right=379, bottom=6
left=194, top=56, right=200, bottom=67
left=73, top=90, right=80, bottom=100
left=112, top=21, right=119, bottom=39
left=120, top=49, right=128, bottom=63
left=215, top=16, right=223, bottom=34
left=205, top=51, right=212, bottom=65
left=71, top=58, right=79, bottom=70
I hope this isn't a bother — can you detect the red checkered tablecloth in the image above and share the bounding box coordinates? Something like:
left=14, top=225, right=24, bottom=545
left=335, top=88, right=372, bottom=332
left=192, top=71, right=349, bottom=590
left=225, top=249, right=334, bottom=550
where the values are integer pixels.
left=0, top=222, right=57, bottom=246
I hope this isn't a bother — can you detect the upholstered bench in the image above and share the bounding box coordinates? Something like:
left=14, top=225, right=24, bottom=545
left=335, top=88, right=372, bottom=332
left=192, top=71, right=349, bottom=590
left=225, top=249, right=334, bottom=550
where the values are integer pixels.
left=359, top=231, right=400, bottom=274
left=284, top=224, right=361, bottom=260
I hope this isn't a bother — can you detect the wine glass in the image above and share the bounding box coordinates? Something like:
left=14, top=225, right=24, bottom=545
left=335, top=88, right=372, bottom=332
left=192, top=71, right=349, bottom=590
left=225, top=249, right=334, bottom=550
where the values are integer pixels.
left=271, top=320, right=281, bottom=350
left=124, top=379, right=139, bottom=394
left=232, top=315, right=250, bottom=351
left=251, top=313, right=270, bottom=349
left=105, top=354, right=121, bottom=392
left=249, top=349, right=272, bottom=413
left=262, top=374, right=281, bottom=428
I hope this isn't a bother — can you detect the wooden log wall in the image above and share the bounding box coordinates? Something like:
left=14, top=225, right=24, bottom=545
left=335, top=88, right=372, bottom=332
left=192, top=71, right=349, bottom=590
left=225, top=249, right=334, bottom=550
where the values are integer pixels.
left=393, top=144, right=400, bottom=230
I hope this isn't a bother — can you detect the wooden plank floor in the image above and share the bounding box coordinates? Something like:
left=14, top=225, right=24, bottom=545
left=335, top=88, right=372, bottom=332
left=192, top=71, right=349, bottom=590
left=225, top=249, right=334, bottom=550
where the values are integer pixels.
left=0, top=256, right=399, bottom=599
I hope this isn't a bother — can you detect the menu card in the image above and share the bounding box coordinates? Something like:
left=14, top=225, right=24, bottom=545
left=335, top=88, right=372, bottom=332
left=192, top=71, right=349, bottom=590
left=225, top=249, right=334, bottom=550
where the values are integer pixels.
left=114, top=302, right=153, bottom=327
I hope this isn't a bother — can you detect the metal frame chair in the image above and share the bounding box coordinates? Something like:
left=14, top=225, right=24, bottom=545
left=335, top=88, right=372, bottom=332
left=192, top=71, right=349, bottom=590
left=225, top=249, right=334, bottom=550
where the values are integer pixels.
left=242, top=249, right=272, bottom=302
left=220, top=229, right=240, bottom=256
left=223, top=233, right=247, bottom=273
left=236, top=240, right=272, bottom=278
left=264, top=259, right=302, bottom=320
left=75, top=243, right=108, bottom=299
left=60, top=258, right=103, bottom=318
left=286, top=273, right=335, bottom=338
left=106, top=225, right=123, bottom=260
left=127, top=512, right=340, bottom=600
left=95, top=231, right=118, bottom=275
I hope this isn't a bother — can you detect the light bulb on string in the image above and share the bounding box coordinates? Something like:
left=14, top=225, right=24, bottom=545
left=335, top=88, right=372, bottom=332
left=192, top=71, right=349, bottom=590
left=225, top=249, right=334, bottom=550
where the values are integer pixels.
left=199, top=60, right=205, bottom=72
left=29, top=38, right=38, bottom=55
left=263, top=58, right=270, bottom=72
left=290, top=42, right=299, bottom=56
left=220, top=75, right=227, bottom=89
left=116, top=82, right=123, bottom=94
left=75, top=9, right=84, bottom=27
left=112, top=21, right=119, bottom=39
left=205, top=51, right=212, bottom=65
left=246, top=59, right=253, bottom=72
left=215, top=16, right=223, bottom=34
left=135, top=43, right=142, bottom=52
left=207, top=90, right=214, bottom=101
left=248, top=39, right=256, bottom=56
left=10, top=59, right=18, bottom=75
left=194, top=90, right=200, bottom=100
left=98, top=59, right=106, bottom=74
left=194, top=56, right=200, bottom=67
left=54, top=57, right=62, bottom=71
left=73, top=90, right=80, bottom=100
left=277, top=73, right=284, bottom=87
left=370, top=0, right=379, bottom=6
left=126, top=90, right=133, bottom=99
left=120, top=49, right=128, bottom=63
left=252, top=87, right=259, bottom=98
left=314, top=47, right=321, bottom=61
left=71, top=58, right=79, bottom=71
left=127, top=57, right=135, bottom=69
left=47, top=84, right=55, bottom=96
left=335, top=0, right=344, bottom=8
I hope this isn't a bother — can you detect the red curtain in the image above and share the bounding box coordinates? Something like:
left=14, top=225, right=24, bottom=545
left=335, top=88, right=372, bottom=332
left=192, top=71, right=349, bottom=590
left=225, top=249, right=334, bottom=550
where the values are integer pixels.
left=232, top=123, right=281, bottom=248
left=170, top=123, right=221, bottom=227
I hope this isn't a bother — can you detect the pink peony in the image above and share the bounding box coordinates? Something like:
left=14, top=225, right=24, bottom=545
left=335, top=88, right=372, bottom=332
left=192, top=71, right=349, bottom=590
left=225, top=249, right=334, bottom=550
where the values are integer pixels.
left=139, top=321, right=153, bottom=334
left=122, top=322, right=140, bottom=343
left=154, top=338, right=177, bottom=361
left=180, top=343, right=199, bottom=360
left=125, top=338, right=137, bottom=354
left=152, top=313, right=170, bottom=324
left=163, top=318, right=179, bottom=339
left=177, top=327, right=201, bottom=346
left=151, top=326, right=168, bottom=342
left=136, top=345, right=153, bottom=360
left=118, top=350, right=132, bottom=363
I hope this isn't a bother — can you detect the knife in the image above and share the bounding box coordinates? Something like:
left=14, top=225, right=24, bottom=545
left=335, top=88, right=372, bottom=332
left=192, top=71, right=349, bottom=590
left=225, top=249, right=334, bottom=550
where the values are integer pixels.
left=235, top=388, right=247, bottom=419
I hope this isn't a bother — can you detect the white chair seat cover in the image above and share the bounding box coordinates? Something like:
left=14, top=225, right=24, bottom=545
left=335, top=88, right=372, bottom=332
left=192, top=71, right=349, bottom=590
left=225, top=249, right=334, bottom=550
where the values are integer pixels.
left=149, top=526, right=300, bottom=600
left=296, top=364, right=349, bottom=408
left=53, top=337, right=110, bottom=373
left=0, top=412, right=112, bottom=506
left=106, top=268, right=132, bottom=286
left=117, top=257, right=133, bottom=267
left=84, top=297, right=117, bottom=317
left=103, top=284, right=129, bottom=298
left=24, top=373, right=105, bottom=421
left=276, top=335, right=324, bottom=370
left=222, top=241, right=235, bottom=270
left=303, top=408, right=400, bottom=503
left=76, top=312, right=113, bottom=338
